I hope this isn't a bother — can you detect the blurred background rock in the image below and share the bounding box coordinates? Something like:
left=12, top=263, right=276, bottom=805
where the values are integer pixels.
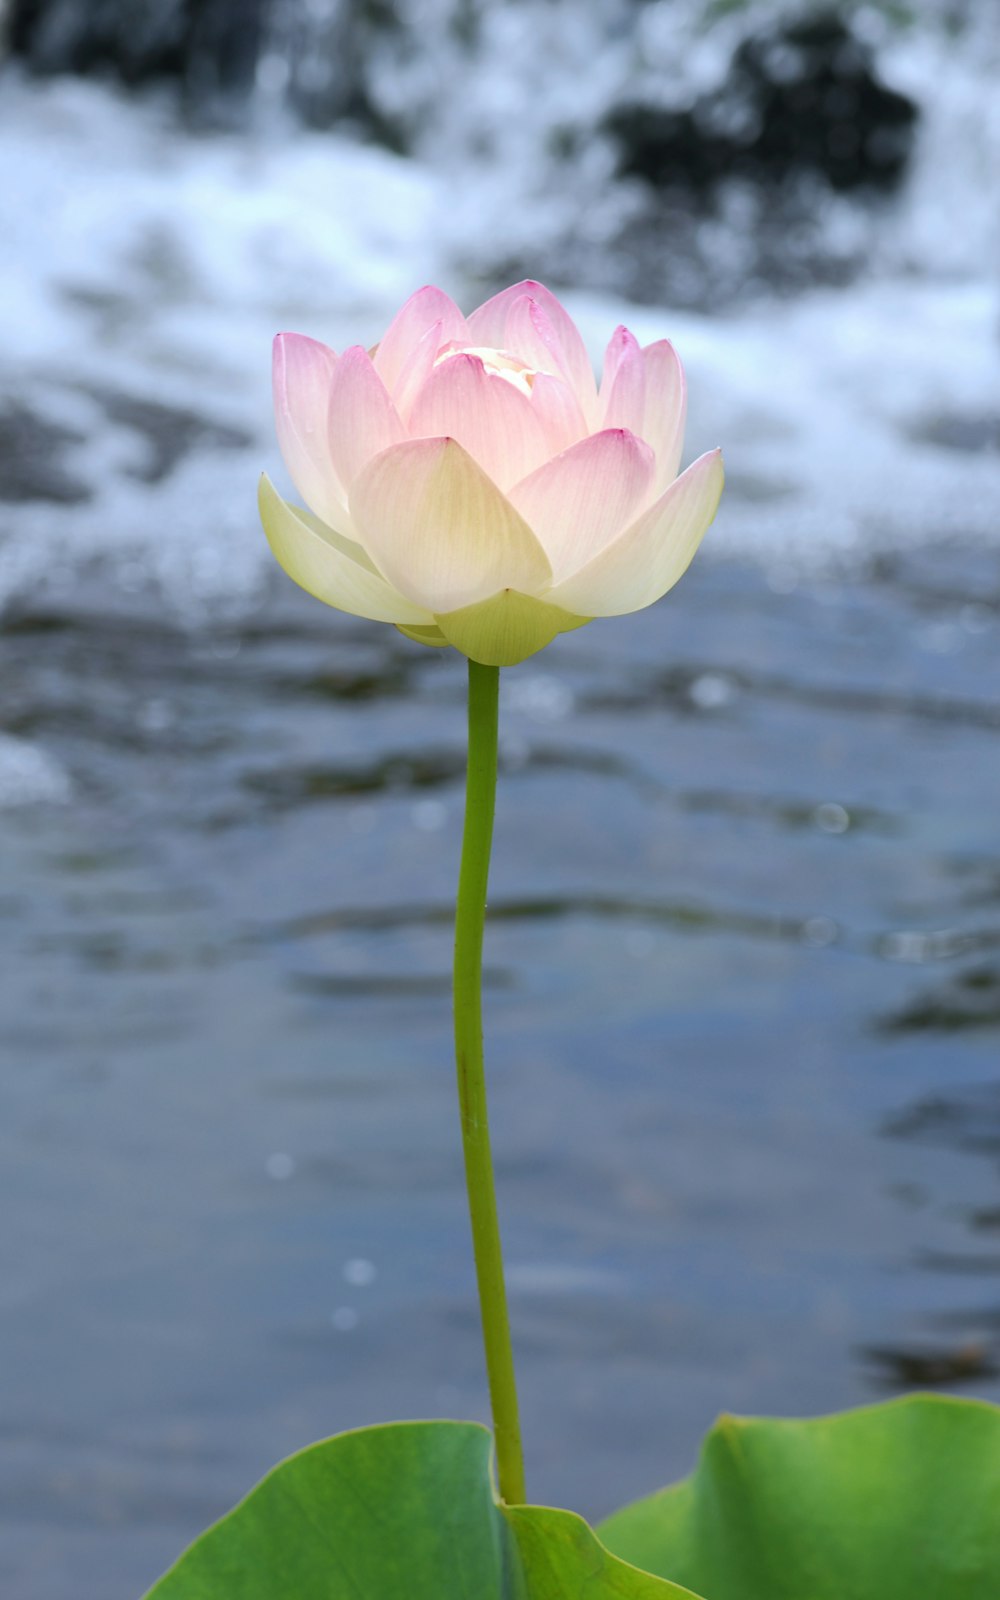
left=0, top=5, right=998, bottom=1599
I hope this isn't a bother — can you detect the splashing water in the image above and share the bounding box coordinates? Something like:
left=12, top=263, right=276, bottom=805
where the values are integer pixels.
left=0, top=1, right=997, bottom=618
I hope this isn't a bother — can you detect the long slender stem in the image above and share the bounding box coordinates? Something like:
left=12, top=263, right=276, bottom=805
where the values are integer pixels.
left=453, top=659, right=526, bottom=1506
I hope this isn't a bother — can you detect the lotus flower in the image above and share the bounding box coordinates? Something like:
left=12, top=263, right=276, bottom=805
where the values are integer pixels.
left=260, top=282, right=723, bottom=666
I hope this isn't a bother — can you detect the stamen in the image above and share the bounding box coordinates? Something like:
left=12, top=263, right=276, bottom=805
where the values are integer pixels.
left=435, top=345, right=537, bottom=396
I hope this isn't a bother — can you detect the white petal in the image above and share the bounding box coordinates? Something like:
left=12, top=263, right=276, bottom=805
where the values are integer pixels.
left=272, top=333, right=345, bottom=527
left=349, top=437, right=552, bottom=612
left=258, top=474, right=434, bottom=625
left=508, top=429, right=654, bottom=582
left=546, top=450, right=724, bottom=617
left=327, top=345, right=406, bottom=494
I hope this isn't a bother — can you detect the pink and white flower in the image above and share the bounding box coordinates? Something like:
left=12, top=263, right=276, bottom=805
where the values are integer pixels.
left=260, top=281, right=723, bottom=666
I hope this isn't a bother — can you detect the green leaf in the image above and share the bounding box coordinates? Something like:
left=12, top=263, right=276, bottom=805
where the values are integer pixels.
left=145, top=1419, right=693, bottom=1600
left=599, top=1394, right=1000, bottom=1599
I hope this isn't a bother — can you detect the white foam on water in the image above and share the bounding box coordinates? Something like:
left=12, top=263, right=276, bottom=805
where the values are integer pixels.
left=0, top=29, right=997, bottom=622
left=570, top=278, right=1000, bottom=564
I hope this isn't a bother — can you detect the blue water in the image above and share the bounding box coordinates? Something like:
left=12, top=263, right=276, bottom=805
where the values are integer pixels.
left=2, top=540, right=999, bottom=1597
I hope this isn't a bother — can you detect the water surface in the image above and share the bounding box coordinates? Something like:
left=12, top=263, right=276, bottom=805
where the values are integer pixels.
left=3, top=542, right=1000, bottom=1598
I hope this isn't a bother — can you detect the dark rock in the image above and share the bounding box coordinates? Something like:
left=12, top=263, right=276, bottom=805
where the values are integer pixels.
left=79, top=387, right=253, bottom=485
left=2, top=0, right=401, bottom=138
left=0, top=389, right=252, bottom=511
left=0, top=402, right=91, bottom=505
left=907, top=411, right=1000, bottom=455
left=6, top=0, right=236, bottom=91
left=608, top=10, right=919, bottom=196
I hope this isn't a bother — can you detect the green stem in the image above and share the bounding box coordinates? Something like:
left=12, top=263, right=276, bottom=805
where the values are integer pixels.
left=453, top=659, right=526, bottom=1506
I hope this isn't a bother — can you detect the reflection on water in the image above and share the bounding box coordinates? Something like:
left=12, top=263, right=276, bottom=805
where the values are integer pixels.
left=880, top=967, right=1000, bottom=1033
left=878, top=1076, right=1000, bottom=1394
left=859, top=1339, right=999, bottom=1388
left=2, top=540, right=1000, bottom=1598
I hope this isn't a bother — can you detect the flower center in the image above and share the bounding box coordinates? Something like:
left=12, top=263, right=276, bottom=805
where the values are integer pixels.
left=435, top=345, right=537, bottom=397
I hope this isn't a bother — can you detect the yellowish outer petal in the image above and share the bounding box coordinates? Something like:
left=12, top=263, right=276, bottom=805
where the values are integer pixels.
left=546, top=449, right=724, bottom=618
left=395, top=622, right=449, bottom=648
left=434, top=590, right=589, bottom=667
left=349, top=437, right=552, bottom=613
left=258, top=474, right=435, bottom=625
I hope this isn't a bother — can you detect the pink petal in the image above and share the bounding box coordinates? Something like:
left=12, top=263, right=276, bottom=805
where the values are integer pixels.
left=547, top=449, right=724, bottom=617
left=599, top=326, right=646, bottom=437
left=467, top=280, right=596, bottom=409
left=530, top=371, right=590, bottom=456
left=273, top=332, right=344, bottom=527
left=391, top=318, right=445, bottom=422
left=508, top=428, right=655, bottom=581
left=327, top=345, right=406, bottom=494
left=349, top=437, right=552, bottom=612
left=372, top=286, right=468, bottom=395
left=642, top=340, right=687, bottom=488
left=407, top=352, right=550, bottom=490
left=502, top=294, right=573, bottom=380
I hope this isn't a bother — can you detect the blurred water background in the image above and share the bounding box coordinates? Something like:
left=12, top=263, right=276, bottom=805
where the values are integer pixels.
left=1, top=1, right=999, bottom=1595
